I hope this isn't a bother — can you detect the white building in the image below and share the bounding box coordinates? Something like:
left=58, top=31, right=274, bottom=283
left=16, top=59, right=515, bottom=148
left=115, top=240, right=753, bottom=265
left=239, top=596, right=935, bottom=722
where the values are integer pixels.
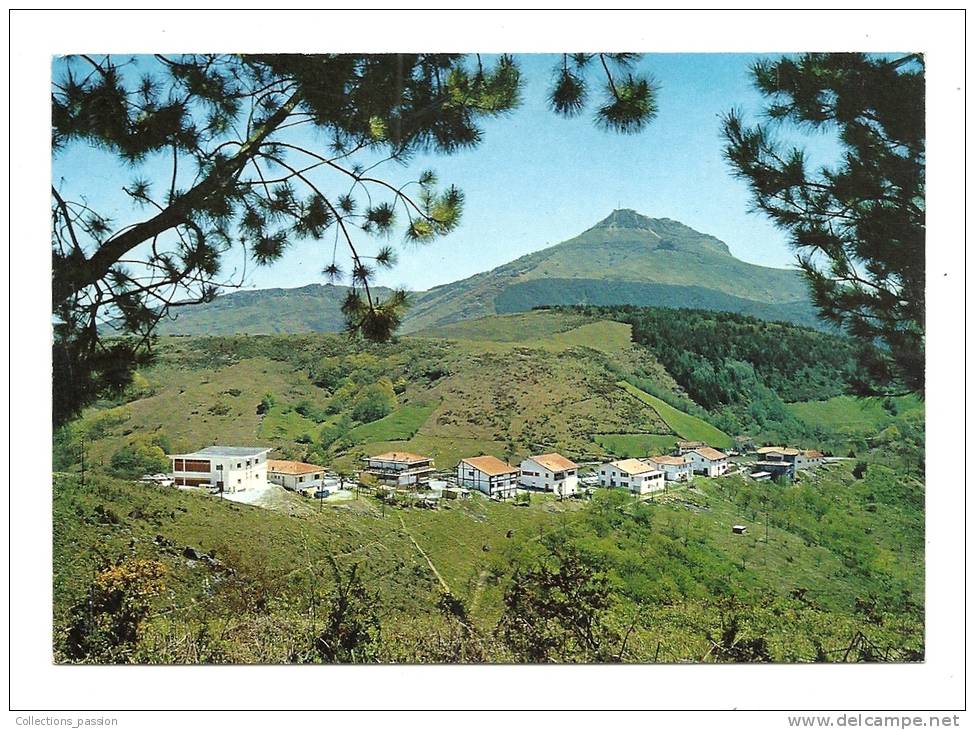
left=267, top=459, right=327, bottom=491
left=800, top=450, right=825, bottom=469
left=457, top=455, right=520, bottom=498
left=755, top=447, right=824, bottom=471
left=597, top=459, right=665, bottom=495
left=363, top=451, right=435, bottom=488
left=687, top=447, right=730, bottom=477
left=170, top=446, right=270, bottom=494
left=645, top=455, right=694, bottom=482
left=675, top=440, right=707, bottom=455
left=519, top=453, right=579, bottom=496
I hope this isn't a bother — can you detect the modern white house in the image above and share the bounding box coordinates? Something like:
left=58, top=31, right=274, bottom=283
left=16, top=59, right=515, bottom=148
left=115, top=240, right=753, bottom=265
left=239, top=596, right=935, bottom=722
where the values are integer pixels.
left=687, top=447, right=730, bottom=477
left=456, top=455, right=520, bottom=498
left=362, top=451, right=435, bottom=488
left=169, top=446, right=271, bottom=494
left=267, top=459, right=327, bottom=491
left=597, top=459, right=665, bottom=495
left=519, top=453, right=579, bottom=496
left=646, top=455, right=694, bottom=482
left=675, top=440, right=707, bottom=455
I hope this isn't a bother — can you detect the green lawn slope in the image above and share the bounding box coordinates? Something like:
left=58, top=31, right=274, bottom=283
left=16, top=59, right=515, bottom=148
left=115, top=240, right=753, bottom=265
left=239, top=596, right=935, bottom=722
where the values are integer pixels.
left=618, top=381, right=733, bottom=449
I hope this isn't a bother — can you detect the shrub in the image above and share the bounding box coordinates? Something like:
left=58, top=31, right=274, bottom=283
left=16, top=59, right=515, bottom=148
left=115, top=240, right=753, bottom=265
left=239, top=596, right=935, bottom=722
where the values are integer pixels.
left=110, top=438, right=170, bottom=478
left=208, top=400, right=232, bottom=416
left=62, top=558, right=168, bottom=662
left=256, top=392, right=275, bottom=415
left=295, top=400, right=329, bottom=423
left=351, top=380, right=398, bottom=423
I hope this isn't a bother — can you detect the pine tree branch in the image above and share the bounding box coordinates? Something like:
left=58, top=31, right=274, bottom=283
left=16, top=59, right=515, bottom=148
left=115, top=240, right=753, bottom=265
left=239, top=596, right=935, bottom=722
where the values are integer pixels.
left=56, top=90, right=302, bottom=304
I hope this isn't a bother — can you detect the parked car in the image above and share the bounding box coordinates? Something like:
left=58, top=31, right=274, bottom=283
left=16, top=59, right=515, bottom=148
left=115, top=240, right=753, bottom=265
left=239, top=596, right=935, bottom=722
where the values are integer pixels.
left=314, top=489, right=330, bottom=499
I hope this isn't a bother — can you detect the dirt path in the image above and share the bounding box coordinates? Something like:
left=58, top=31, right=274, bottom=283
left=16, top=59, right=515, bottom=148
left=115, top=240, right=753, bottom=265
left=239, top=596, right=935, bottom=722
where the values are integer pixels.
left=468, top=568, right=490, bottom=615
left=399, top=515, right=451, bottom=594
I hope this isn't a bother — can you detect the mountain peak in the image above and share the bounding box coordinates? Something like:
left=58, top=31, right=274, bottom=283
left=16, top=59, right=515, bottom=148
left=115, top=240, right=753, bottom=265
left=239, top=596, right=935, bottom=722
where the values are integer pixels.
left=594, top=209, right=656, bottom=231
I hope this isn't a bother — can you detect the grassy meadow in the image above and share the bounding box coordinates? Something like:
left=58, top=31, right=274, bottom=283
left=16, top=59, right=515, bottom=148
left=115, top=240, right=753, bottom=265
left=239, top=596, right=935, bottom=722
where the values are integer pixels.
left=617, top=381, right=734, bottom=449
left=786, top=395, right=924, bottom=434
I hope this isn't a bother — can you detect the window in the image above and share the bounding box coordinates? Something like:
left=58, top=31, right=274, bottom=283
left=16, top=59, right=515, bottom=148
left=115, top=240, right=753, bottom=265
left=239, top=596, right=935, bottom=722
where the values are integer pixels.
left=236, top=463, right=242, bottom=469
left=216, top=464, right=223, bottom=471
left=246, top=459, right=251, bottom=466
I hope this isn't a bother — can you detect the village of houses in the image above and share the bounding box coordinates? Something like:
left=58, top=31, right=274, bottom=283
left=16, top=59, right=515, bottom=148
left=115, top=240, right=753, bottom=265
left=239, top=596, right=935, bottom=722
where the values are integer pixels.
left=151, top=439, right=827, bottom=514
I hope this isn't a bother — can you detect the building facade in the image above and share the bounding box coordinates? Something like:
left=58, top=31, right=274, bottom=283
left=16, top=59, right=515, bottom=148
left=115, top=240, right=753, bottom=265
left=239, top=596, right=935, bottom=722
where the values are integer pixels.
left=687, top=447, right=730, bottom=477
left=363, top=452, right=435, bottom=488
left=169, top=446, right=270, bottom=494
left=756, top=447, right=824, bottom=471
left=675, top=440, right=706, bottom=455
left=597, top=459, right=665, bottom=495
left=456, top=455, right=520, bottom=498
left=646, top=455, right=694, bottom=482
left=267, top=459, right=327, bottom=491
left=519, top=453, right=579, bottom=496
left=752, top=459, right=796, bottom=481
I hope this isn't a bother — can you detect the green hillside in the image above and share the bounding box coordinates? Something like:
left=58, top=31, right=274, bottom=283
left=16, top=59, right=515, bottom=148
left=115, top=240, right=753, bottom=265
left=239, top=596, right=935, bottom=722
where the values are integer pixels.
left=66, top=313, right=695, bottom=475
left=54, top=307, right=925, bottom=663
left=53, top=457, right=924, bottom=663
left=786, top=395, right=924, bottom=434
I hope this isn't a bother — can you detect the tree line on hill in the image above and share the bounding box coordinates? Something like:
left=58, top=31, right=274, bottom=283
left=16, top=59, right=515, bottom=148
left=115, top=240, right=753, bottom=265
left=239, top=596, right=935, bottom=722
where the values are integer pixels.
left=562, top=305, right=866, bottom=444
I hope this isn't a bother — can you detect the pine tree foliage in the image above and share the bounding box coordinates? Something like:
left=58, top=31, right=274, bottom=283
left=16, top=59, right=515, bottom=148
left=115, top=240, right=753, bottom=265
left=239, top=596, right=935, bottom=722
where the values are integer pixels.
left=52, top=53, right=659, bottom=426
left=549, top=53, right=658, bottom=133
left=722, top=53, right=924, bottom=396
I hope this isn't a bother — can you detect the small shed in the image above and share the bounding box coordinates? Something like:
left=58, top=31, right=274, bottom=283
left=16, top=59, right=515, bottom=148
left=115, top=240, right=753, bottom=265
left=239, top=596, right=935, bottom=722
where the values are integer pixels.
left=732, top=525, right=747, bottom=535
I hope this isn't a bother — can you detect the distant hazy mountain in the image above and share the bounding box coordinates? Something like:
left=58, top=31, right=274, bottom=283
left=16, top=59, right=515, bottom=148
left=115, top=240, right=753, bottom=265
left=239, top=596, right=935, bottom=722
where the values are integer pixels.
left=155, top=210, right=822, bottom=336
left=155, top=283, right=398, bottom=336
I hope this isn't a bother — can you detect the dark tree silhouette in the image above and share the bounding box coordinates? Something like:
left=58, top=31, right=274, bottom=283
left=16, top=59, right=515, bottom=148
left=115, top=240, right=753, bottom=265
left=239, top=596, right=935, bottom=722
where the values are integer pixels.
left=52, top=53, right=658, bottom=426
left=723, top=53, right=924, bottom=396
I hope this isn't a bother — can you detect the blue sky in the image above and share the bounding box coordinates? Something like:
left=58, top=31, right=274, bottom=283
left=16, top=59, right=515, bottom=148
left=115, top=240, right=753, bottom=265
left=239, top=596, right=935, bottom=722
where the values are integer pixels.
left=53, top=53, right=843, bottom=293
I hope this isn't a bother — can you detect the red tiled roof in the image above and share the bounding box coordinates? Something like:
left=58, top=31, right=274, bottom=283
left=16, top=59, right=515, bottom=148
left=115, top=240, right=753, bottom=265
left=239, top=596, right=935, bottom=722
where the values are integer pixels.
left=460, top=455, right=518, bottom=476
left=528, top=453, right=578, bottom=472
left=693, top=447, right=729, bottom=461
left=267, top=459, right=325, bottom=476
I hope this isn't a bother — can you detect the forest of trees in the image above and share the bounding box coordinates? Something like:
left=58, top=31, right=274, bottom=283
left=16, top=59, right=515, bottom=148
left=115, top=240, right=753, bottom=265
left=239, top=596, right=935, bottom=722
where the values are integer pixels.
left=565, top=305, right=863, bottom=442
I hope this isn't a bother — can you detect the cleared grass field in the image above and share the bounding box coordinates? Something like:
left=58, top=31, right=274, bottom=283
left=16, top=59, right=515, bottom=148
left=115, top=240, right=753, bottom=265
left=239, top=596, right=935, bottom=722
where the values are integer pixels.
left=594, top=433, right=678, bottom=457
left=787, top=395, right=923, bottom=433
left=258, top=405, right=329, bottom=442
left=415, top=311, right=590, bottom=342
left=618, top=381, right=733, bottom=449
left=346, top=402, right=438, bottom=445
left=540, top=321, right=635, bottom=354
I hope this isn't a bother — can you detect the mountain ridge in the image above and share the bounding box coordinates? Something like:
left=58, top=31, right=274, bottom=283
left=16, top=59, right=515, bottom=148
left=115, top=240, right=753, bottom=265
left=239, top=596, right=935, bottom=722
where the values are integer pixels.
left=155, top=210, right=822, bottom=336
